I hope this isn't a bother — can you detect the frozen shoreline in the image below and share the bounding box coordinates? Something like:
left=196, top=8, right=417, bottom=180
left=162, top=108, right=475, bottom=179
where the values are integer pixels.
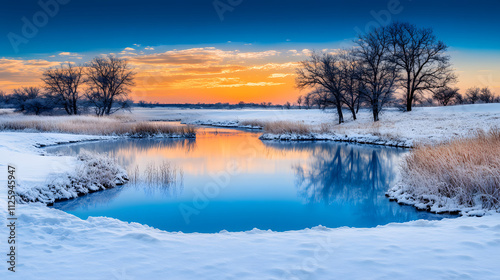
left=259, top=132, right=413, bottom=148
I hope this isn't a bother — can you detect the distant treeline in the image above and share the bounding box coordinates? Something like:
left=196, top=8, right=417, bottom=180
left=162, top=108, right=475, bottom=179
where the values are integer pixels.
left=135, top=101, right=290, bottom=110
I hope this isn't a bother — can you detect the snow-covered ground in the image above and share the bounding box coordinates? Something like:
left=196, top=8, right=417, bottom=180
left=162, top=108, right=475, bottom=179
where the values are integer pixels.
left=126, top=104, right=500, bottom=146
left=1, top=104, right=500, bottom=279
left=1, top=203, right=500, bottom=279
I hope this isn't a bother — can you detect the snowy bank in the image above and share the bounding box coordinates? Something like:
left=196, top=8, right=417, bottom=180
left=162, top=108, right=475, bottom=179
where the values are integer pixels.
left=16, top=151, right=128, bottom=204
left=0, top=132, right=128, bottom=204
left=260, top=132, right=413, bottom=148
left=1, top=203, right=500, bottom=279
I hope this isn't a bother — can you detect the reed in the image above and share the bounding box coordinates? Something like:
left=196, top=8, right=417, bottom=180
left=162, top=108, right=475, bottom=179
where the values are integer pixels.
left=0, top=115, right=195, bottom=137
left=400, top=128, right=500, bottom=209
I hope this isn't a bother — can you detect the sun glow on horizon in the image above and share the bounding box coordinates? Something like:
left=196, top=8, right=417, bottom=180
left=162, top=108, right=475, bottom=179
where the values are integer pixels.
left=0, top=45, right=499, bottom=104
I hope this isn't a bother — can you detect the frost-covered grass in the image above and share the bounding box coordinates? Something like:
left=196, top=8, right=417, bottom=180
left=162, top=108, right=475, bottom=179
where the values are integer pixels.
left=388, top=129, right=500, bottom=214
left=262, top=120, right=313, bottom=134
left=0, top=114, right=196, bottom=138
left=16, top=151, right=128, bottom=204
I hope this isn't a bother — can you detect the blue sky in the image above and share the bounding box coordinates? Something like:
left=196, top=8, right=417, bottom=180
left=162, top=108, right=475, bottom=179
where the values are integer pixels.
left=0, top=0, right=499, bottom=103
left=2, top=0, right=499, bottom=56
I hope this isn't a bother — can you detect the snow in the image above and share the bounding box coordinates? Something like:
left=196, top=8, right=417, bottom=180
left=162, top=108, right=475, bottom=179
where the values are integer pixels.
left=1, top=105, right=500, bottom=279
left=259, top=132, right=413, bottom=148
left=386, top=184, right=497, bottom=216
left=1, top=203, right=500, bottom=279
left=0, top=132, right=112, bottom=195
left=125, top=103, right=500, bottom=146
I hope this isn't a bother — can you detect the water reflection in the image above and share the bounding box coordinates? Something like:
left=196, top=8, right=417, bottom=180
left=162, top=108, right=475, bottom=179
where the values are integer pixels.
left=47, top=127, right=454, bottom=232
left=293, top=145, right=398, bottom=203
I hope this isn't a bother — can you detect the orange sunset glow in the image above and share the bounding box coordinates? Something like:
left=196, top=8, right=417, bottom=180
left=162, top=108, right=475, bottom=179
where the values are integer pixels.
left=0, top=46, right=499, bottom=104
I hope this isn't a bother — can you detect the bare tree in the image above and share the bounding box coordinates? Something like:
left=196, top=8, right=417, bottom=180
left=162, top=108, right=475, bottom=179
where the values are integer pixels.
left=296, top=52, right=345, bottom=124
left=303, top=94, right=311, bottom=109
left=465, top=87, right=481, bottom=104
left=432, top=87, right=459, bottom=106
left=11, top=87, right=56, bottom=115
left=284, top=101, right=292, bottom=109
left=85, top=55, right=135, bottom=116
left=479, top=87, right=494, bottom=103
left=0, top=90, right=7, bottom=107
left=297, top=95, right=303, bottom=109
left=455, top=92, right=465, bottom=105
left=388, top=22, right=456, bottom=112
left=354, top=26, right=398, bottom=122
left=42, top=63, right=84, bottom=115
left=339, top=49, right=361, bottom=120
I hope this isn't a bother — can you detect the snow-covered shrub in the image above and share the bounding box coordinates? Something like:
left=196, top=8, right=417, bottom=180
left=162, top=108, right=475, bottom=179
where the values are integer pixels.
left=388, top=128, right=500, bottom=214
left=17, top=151, right=128, bottom=204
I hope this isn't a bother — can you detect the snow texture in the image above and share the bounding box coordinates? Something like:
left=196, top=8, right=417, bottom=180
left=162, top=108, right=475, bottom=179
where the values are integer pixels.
left=1, top=203, right=500, bottom=279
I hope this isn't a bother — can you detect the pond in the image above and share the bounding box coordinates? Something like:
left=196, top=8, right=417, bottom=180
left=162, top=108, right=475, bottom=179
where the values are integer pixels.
left=47, top=125, right=454, bottom=233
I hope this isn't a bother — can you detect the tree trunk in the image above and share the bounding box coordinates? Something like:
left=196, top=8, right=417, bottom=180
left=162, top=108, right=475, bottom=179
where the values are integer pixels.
left=64, top=103, right=71, bottom=115
left=406, top=96, right=412, bottom=112
left=406, top=74, right=413, bottom=112
left=336, top=103, right=344, bottom=124
left=350, top=107, right=357, bottom=120
left=73, top=97, right=78, bottom=115
left=372, top=103, right=379, bottom=122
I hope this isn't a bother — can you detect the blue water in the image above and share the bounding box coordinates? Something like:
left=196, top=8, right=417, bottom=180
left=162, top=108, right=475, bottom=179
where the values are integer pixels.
left=47, top=126, right=454, bottom=233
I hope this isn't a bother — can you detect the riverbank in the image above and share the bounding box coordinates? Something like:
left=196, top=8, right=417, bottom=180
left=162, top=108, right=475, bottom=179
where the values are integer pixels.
left=0, top=114, right=196, bottom=138
left=127, top=104, right=500, bottom=147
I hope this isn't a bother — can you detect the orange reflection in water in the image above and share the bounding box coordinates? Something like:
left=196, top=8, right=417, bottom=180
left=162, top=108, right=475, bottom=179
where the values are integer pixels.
left=113, top=127, right=319, bottom=176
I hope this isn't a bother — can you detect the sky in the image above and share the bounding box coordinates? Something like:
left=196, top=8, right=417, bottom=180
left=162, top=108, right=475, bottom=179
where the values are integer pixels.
left=0, top=0, right=499, bottom=104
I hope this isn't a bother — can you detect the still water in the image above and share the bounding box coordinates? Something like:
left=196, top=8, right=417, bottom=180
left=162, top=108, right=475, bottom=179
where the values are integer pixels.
left=47, top=126, right=453, bottom=233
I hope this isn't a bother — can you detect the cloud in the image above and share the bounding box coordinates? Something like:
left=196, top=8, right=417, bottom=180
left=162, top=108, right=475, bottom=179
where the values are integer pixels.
left=127, top=47, right=282, bottom=66
left=124, top=47, right=135, bottom=51
left=236, top=50, right=280, bottom=59
left=58, top=52, right=79, bottom=56
left=0, top=58, right=60, bottom=89
left=268, top=73, right=293, bottom=78
left=128, top=48, right=228, bottom=65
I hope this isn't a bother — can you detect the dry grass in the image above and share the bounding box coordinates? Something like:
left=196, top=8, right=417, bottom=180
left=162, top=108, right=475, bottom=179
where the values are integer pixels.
left=128, top=160, right=182, bottom=187
left=239, top=119, right=267, bottom=128
left=401, top=128, right=500, bottom=209
left=263, top=121, right=313, bottom=134
left=0, top=115, right=195, bottom=137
